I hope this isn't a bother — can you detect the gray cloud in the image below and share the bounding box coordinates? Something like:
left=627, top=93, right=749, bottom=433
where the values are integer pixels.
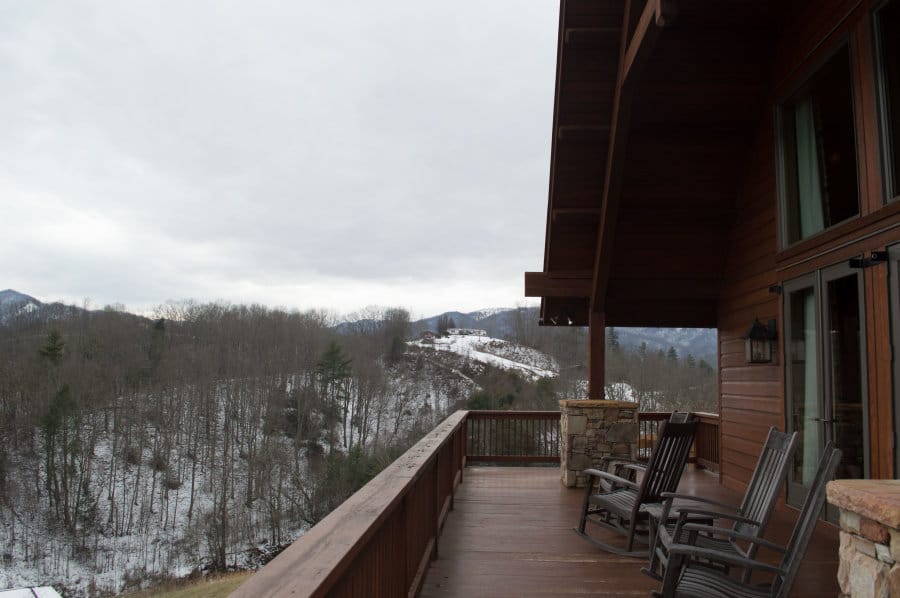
left=1, top=0, right=556, bottom=316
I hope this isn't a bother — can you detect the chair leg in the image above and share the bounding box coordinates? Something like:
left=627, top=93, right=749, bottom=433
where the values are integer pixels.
left=625, top=517, right=637, bottom=553
left=578, top=480, right=592, bottom=533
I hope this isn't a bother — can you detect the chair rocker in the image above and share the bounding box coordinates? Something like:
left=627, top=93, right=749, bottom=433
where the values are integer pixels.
left=656, top=443, right=842, bottom=598
left=642, top=426, right=799, bottom=582
left=575, top=417, right=698, bottom=557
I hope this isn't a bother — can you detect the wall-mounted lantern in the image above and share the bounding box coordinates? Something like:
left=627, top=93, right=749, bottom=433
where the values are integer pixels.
left=744, top=318, right=777, bottom=364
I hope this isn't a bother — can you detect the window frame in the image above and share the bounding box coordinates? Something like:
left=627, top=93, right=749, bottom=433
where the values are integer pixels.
left=873, top=0, right=900, bottom=203
left=889, top=243, right=900, bottom=476
left=775, top=39, right=862, bottom=249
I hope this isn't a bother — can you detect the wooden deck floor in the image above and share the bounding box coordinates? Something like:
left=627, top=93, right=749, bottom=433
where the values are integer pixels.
left=420, top=466, right=839, bottom=598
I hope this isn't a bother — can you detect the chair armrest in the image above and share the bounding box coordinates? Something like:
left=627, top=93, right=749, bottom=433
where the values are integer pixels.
left=599, top=456, right=644, bottom=469
left=583, top=469, right=640, bottom=490
left=679, top=523, right=787, bottom=553
left=659, top=492, right=740, bottom=513
left=619, top=463, right=648, bottom=476
left=673, top=508, right=762, bottom=527
left=667, top=544, right=786, bottom=575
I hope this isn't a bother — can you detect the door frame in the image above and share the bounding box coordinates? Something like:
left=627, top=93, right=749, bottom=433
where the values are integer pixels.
left=783, top=262, right=869, bottom=510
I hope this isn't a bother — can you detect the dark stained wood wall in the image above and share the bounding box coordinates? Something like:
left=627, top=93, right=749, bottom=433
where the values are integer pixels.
left=717, top=0, right=900, bottom=492
left=717, top=112, right=780, bottom=494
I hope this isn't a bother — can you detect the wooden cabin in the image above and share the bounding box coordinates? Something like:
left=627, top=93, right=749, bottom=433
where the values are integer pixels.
left=526, top=0, right=900, bottom=508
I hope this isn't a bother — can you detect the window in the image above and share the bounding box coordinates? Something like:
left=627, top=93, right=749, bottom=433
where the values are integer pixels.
left=876, top=0, right=900, bottom=200
left=779, top=45, right=860, bottom=246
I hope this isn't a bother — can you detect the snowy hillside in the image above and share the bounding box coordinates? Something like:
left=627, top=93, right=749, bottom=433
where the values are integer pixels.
left=0, top=289, right=42, bottom=324
left=408, top=332, right=557, bottom=381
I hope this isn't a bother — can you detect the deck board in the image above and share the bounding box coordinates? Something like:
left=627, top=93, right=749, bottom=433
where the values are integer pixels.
left=420, top=466, right=839, bottom=598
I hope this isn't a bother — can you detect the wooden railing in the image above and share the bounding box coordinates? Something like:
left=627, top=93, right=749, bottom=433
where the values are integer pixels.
left=466, top=410, right=561, bottom=463
left=230, top=411, right=468, bottom=598
left=231, top=408, right=718, bottom=597
left=637, top=411, right=670, bottom=460
left=637, top=411, right=720, bottom=472
left=694, top=412, right=720, bottom=471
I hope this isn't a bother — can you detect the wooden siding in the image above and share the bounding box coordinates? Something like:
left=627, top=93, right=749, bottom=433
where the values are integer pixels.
left=717, top=0, right=900, bottom=491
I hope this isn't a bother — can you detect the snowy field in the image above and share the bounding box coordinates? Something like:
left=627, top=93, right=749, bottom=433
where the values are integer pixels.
left=408, top=333, right=557, bottom=380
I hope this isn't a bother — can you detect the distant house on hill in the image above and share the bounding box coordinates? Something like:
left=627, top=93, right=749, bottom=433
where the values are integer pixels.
left=0, top=588, right=63, bottom=598
left=447, top=328, right=486, bottom=337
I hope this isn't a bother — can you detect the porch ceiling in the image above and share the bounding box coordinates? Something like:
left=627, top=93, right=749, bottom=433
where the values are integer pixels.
left=527, top=0, right=775, bottom=328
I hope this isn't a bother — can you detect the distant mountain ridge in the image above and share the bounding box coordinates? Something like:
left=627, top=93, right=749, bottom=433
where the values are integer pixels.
left=0, top=289, right=43, bottom=324
left=4, top=290, right=717, bottom=361
left=409, top=307, right=717, bottom=361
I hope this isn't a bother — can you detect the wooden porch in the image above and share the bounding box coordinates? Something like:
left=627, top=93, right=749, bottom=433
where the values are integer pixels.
left=230, top=411, right=840, bottom=597
left=421, top=466, right=839, bottom=598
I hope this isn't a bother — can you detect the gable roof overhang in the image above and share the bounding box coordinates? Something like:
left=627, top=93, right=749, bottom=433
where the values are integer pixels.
left=526, top=0, right=775, bottom=328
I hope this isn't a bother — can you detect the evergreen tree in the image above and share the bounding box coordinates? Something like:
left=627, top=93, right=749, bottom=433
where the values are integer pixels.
left=667, top=346, right=679, bottom=363
left=315, top=342, right=353, bottom=450
left=39, top=329, right=65, bottom=364
left=607, top=327, right=620, bottom=352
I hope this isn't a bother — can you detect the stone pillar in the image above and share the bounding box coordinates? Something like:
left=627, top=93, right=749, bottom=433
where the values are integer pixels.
left=827, top=480, right=900, bottom=597
left=559, top=399, right=638, bottom=488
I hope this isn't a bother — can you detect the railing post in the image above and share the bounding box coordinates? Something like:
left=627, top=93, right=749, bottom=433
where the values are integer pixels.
left=433, top=452, right=440, bottom=560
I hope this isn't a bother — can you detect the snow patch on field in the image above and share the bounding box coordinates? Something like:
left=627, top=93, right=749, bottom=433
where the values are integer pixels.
left=408, top=333, right=557, bottom=380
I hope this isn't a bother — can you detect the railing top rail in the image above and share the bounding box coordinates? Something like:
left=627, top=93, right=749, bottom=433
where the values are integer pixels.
left=230, top=410, right=467, bottom=598
left=466, top=410, right=561, bottom=418
left=638, top=412, right=672, bottom=419
left=694, top=411, right=719, bottom=421
left=639, top=411, right=719, bottom=420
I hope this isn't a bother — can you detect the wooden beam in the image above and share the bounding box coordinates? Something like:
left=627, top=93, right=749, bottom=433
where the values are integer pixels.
left=588, top=311, right=606, bottom=400
left=591, top=0, right=675, bottom=314
left=543, top=0, right=569, bottom=273
left=524, top=271, right=592, bottom=298
left=622, top=0, right=676, bottom=84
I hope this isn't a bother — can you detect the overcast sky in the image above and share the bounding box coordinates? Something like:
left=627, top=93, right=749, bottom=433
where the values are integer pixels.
left=1, top=1, right=557, bottom=319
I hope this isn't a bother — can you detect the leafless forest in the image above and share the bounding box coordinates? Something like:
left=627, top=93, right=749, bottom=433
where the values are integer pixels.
left=0, top=302, right=713, bottom=595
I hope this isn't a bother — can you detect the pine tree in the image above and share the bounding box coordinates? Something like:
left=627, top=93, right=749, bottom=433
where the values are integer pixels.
left=315, top=342, right=353, bottom=450
left=667, top=346, right=679, bottom=363
left=607, top=327, right=620, bottom=352
left=39, top=329, right=66, bottom=364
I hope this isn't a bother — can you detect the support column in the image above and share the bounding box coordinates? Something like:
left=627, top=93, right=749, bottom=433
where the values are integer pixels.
left=589, top=311, right=606, bottom=400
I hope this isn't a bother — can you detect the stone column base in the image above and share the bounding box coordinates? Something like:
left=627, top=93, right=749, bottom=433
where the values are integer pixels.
left=559, top=399, right=638, bottom=488
left=827, top=480, right=900, bottom=597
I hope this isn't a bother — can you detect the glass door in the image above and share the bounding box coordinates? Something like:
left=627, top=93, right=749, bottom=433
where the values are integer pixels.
left=784, top=274, right=821, bottom=504
left=890, top=245, right=900, bottom=476
left=784, top=264, right=867, bottom=511
left=822, top=264, right=867, bottom=484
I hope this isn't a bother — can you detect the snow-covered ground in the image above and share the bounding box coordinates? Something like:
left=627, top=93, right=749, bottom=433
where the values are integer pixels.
left=0, top=360, right=469, bottom=597
left=0, top=417, right=307, bottom=597
left=604, top=381, right=637, bottom=402
left=408, top=333, right=557, bottom=380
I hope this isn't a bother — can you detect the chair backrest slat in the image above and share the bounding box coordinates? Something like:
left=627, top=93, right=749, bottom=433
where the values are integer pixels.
left=774, top=443, right=842, bottom=598
left=735, top=427, right=799, bottom=537
left=639, top=419, right=698, bottom=503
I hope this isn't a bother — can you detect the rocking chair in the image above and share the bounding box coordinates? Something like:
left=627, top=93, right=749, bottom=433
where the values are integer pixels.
left=656, top=443, right=841, bottom=598
left=642, top=426, right=799, bottom=581
left=575, top=417, right=698, bottom=556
